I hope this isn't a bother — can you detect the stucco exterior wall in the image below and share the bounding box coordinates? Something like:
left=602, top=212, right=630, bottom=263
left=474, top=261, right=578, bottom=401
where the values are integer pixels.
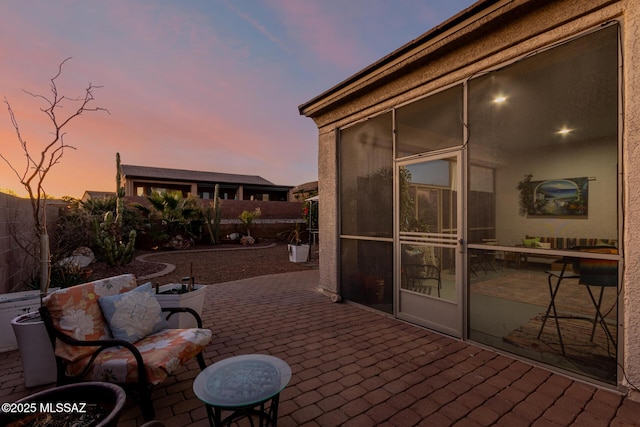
left=317, top=130, right=339, bottom=298
left=304, top=0, right=639, bottom=395
left=622, top=0, right=640, bottom=399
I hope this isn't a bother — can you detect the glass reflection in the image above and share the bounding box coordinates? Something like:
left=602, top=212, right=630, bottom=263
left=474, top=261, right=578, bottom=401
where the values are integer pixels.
left=399, top=159, right=457, bottom=302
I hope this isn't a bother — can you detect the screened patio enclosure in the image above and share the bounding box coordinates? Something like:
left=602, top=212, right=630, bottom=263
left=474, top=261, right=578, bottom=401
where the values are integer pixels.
left=336, top=23, right=620, bottom=384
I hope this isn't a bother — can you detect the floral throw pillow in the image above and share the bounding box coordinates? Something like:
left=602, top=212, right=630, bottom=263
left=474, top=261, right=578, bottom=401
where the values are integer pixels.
left=98, top=282, right=167, bottom=343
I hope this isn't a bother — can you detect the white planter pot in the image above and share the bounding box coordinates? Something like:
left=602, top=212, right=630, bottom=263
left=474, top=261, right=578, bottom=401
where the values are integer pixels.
left=0, top=288, right=58, bottom=353
left=288, top=244, right=310, bottom=263
left=154, top=284, right=206, bottom=329
left=11, top=312, right=57, bottom=387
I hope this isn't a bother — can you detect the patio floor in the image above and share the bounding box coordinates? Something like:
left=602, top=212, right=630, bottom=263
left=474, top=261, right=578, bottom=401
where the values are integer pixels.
left=2, top=269, right=640, bottom=426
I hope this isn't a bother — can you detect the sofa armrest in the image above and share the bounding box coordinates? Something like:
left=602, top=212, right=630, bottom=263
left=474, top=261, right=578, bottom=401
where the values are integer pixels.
left=161, top=307, right=203, bottom=328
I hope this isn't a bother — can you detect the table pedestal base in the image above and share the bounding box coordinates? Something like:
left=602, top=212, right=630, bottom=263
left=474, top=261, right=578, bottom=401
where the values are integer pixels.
left=206, top=394, right=280, bottom=427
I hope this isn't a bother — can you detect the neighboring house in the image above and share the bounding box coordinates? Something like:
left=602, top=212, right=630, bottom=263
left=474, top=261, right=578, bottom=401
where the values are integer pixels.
left=300, top=0, right=640, bottom=399
left=291, top=181, right=318, bottom=202
left=81, top=191, right=115, bottom=202
left=120, top=164, right=293, bottom=201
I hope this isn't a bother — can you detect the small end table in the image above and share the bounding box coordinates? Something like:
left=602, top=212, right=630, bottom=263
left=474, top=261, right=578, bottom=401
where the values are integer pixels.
left=193, top=354, right=292, bottom=427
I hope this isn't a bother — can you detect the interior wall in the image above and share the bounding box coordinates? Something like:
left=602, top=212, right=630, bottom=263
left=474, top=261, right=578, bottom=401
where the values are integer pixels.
left=493, top=137, right=618, bottom=245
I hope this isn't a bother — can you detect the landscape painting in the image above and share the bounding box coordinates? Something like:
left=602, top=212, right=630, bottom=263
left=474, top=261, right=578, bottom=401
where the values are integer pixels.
left=528, top=177, right=588, bottom=217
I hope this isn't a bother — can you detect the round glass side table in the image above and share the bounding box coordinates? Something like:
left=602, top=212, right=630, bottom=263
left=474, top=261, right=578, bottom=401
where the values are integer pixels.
left=193, top=354, right=292, bottom=427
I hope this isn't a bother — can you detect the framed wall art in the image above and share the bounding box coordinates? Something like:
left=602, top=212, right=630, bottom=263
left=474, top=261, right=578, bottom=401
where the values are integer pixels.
left=521, top=177, right=589, bottom=217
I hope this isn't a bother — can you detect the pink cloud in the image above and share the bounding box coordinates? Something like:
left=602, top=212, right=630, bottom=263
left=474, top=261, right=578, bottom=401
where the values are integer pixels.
left=267, top=0, right=369, bottom=70
left=0, top=0, right=355, bottom=197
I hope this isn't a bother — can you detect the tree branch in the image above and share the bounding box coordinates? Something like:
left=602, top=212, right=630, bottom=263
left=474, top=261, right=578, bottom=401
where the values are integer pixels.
left=2, top=58, right=108, bottom=236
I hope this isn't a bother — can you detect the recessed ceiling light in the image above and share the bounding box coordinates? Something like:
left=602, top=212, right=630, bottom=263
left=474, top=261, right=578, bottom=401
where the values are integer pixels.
left=493, top=96, right=507, bottom=103
left=557, top=127, right=573, bottom=135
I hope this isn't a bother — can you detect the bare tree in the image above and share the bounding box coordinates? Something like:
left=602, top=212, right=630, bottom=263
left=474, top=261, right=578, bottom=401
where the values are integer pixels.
left=1, top=57, right=108, bottom=297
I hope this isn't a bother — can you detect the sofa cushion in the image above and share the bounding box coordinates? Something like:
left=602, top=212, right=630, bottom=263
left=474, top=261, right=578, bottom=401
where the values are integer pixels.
left=43, top=274, right=138, bottom=362
left=526, top=236, right=618, bottom=250
left=99, top=282, right=167, bottom=343
left=64, top=328, right=212, bottom=385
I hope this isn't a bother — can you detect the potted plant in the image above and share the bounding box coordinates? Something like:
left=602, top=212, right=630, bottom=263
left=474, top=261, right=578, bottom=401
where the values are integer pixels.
left=1, top=58, right=106, bottom=387
left=10, top=312, right=57, bottom=387
left=153, top=263, right=206, bottom=328
left=0, top=382, right=126, bottom=427
left=287, top=223, right=310, bottom=263
left=0, top=287, right=50, bottom=353
left=517, top=174, right=534, bottom=216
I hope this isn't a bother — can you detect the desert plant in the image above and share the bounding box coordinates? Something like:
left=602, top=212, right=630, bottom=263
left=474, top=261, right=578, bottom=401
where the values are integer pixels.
left=49, top=202, right=94, bottom=262
left=81, top=196, right=116, bottom=215
left=204, top=184, right=222, bottom=244
left=136, top=190, right=204, bottom=247
left=239, top=208, right=261, bottom=237
left=50, top=194, right=142, bottom=265
left=287, top=222, right=307, bottom=245
left=49, top=262, right=89, bottom=289
left=94, top=211, right=136, bottom=265
left=93, top=153, right=136, bottom=265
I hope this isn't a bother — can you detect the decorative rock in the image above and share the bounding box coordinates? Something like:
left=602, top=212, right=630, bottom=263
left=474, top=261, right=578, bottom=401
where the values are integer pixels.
left=240, top=236, right=255, bottom=245
left=71, top=246, right=96, bottom=261
left=165, top=235, right=192, bottom=250
left=59, top=247, right=96, bottom=268
left=59, top=255, right=94, bottom=268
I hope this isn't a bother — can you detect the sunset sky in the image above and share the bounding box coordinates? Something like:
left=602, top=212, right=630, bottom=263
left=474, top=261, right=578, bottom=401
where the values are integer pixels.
left=0, top=0, right=475, bottom=198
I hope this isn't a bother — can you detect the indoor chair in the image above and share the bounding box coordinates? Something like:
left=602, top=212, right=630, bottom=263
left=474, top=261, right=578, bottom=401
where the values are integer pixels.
left=573, top=248, right=618, bottom=346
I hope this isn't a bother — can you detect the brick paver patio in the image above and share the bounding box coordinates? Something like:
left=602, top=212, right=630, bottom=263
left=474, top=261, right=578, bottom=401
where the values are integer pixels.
left=1, top=269, right=639, bottom=426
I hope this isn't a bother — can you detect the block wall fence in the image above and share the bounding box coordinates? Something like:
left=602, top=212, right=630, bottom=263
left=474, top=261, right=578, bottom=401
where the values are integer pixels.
left=126, top=196, right=307, bottom=241
left=1, top=195, right=308, bottom=293
left=0, top=193, right=64, bottom=294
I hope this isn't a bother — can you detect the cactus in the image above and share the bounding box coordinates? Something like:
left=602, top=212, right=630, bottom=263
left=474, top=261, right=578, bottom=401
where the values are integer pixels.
left=204, top=183, right=222, bottom=245
left=115, top=152, right=125, bottom=227
left=212, top=184, right=222, bottom=243
left=93, top=153, right=137, bottom=265
left=94, top=212, right=136, bottom=266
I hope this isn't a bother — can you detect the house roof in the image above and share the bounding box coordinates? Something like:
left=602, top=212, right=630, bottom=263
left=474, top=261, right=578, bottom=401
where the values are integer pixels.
left=121, top=164, right=278, bottom=187
left=82, top=191, right=116, bottom=200
left=292, top=181, right=318, bottom=194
